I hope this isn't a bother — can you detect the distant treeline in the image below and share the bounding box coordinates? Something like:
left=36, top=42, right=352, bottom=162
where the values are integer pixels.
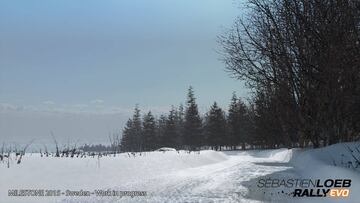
left=121, top=87, right=272, bottom=152
left=79, top=144, right=114, bottom=152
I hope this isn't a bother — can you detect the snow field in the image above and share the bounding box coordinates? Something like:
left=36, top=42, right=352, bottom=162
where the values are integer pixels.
left=1, top=142, right=359, bottom=203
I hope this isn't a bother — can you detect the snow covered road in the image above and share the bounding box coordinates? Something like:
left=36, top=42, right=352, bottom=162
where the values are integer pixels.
left=133, top=151, right=292, bottom=203
left=62, top=150, right=293, bottom=203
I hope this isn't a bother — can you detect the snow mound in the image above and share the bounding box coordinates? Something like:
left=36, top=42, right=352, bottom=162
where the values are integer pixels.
left=241, top=143, right=360, bottom=203
left=237, top=148, right=293, bottom=162
left=267, top=148, right=293, bottom=162
left=290, top=142, right=360, bottom=171
left=155, top=147, right=176, bottom=151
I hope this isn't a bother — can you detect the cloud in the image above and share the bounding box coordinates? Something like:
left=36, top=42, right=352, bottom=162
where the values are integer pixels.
left=0, top=102, right=168, bottom=117
left=90, top=99, right=105, bottom=104
left=43, top=100, right=55, bottom=105
left=0, top=103, right=19, bottom=111
left=142, top=106, right=171, bottom=115
left=70, top=104, right=89, bottom=109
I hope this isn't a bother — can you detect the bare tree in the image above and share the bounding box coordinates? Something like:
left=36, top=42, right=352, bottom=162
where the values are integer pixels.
left=219, top=0, right=360, bottom=148
left=17, top=139, right=35, bottom=164
left=51, top=131, right=60, bottom=157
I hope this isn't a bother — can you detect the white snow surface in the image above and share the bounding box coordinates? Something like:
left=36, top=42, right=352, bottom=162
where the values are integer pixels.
left=1, top=142, right=359, bottom=203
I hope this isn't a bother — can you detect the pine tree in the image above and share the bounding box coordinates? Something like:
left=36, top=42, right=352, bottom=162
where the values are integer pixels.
left=120, top=106, right=144, bottom=152
left=156, top=114, right=167, bottom=148
left=132, top=106, right=143, bottom=151
left=227, top=92, right=248, bottom=150
left=227, top=92, right=240, bottom=149
left=120, top=119, right=134, bottom=152
left=184, top=86, right=203, bottom=150
left=162, top=107, right=179, bottom=148
left=142, top=111, right=156, bottom=151
left=205, top=102, right=227, bottom=150
left=237, top=98, right=248, bottom=150
left=175, top=104, right=185, bottom=148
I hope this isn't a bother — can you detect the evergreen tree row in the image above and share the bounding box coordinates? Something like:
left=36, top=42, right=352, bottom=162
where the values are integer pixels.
left=120, top=87, right=253, bottom=152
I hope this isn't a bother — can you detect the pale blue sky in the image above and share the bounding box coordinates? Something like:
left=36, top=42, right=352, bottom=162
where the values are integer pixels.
left=0, top=0, right=247, bottom=110
left=0, top=0, right=248, bottom=143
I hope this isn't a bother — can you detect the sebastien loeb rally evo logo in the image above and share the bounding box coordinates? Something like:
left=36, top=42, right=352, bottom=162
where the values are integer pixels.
left=257, top=178, right=351, bottom=198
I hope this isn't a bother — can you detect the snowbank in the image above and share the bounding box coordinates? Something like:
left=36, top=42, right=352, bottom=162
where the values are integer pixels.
left=288, top=142, right=360, bottom=202
left=243, top=143, right=360, bottom=203
left=155, top=147, right=176, bottom=151
left=290, top=142, right=360, bottom=170
left=229, top=148, right=293, bottom=162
